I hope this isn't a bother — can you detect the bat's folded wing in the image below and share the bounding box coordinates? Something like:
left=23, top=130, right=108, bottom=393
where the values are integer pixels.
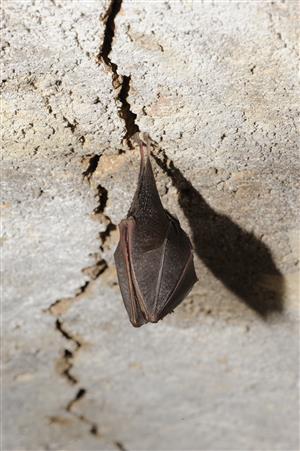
left=114, top=215, right=197, bottom=326
left=150, top=217, right=198, bottom=320
left=114, top=219, right=148, bottom=327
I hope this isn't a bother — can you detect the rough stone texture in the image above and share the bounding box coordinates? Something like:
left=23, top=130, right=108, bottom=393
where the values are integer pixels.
left=2, top=1, right=299, bottom=451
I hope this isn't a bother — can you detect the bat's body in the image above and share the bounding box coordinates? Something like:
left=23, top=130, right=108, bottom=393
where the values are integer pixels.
left=114, top=139, right=197, bottom=327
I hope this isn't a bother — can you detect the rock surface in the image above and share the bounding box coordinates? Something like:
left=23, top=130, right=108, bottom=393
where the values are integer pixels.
left=2, top=1, right=299, bottom=450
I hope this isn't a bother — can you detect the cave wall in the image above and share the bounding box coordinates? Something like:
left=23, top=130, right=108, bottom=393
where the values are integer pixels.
left=2, top=1, right=299, bottom=450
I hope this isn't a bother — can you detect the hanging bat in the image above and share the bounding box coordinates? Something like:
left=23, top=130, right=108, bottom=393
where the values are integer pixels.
left=114, top=136, right=197, bottom=327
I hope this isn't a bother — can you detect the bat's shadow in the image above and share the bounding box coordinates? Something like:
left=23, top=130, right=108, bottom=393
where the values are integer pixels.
left=153, top=152, right=285, bottom=318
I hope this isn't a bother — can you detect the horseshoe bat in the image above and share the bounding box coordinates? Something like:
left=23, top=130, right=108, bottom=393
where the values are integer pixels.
left=114, top=136, right=197, bottom=327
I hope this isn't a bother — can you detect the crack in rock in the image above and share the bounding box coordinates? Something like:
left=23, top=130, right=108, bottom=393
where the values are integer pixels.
left=48, top=151, right=116, bottom=438
left=82, top=154, right=101, bottom=181
left=97, top=0, right=139, bottom=146
left=114, top=440, right=128, bottom=451
left=53, top=319, right=100, bottom=436
left=48, top=257, right=108, bottom=317
left=48, top=159, right=114, bottom=316
left=55, top=319, right=81, bottom=385
left=66, top=388, right=100, bottom=436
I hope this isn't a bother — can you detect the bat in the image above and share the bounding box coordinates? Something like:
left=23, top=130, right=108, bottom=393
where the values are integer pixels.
left=114, top=136, right=198, bottom=327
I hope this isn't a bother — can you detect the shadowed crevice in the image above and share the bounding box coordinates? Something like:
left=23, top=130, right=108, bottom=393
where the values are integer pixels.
left=118, top=74, right=139, bottom=143
left=97, top=0, right=139, bottom=146
left=98, top=0, right=122, bottom=67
